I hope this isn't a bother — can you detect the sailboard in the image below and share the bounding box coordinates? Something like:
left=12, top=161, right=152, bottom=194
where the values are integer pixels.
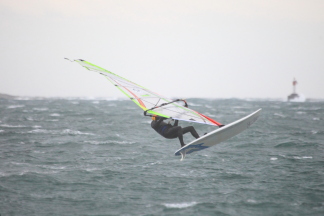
left=174, top=109, right=262, bottom=160
left=66, top=58, right=261, bottom=159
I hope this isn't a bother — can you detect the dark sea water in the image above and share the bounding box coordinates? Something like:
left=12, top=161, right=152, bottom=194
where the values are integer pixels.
left=0, top=98, right=323, bottom=216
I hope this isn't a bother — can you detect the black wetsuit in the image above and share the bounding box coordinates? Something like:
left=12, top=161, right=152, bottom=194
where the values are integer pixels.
left=151, top=117, right=200, bottom=147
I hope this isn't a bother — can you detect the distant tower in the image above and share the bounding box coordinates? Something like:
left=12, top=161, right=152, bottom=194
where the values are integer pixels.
left=287, top=78, right=299, bottom=101
left=292, top=78, right=297, bottom=94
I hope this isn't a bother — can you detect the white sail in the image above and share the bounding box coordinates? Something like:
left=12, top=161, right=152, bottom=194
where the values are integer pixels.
left=68, top=59, right=223, bottom=127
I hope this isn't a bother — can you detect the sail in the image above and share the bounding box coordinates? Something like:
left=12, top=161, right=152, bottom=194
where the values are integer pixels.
left=68, top=59, right=223, bottom=127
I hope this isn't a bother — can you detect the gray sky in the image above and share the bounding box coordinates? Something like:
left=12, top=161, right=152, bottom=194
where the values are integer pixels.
left=1, top=0, right=323, bottom=99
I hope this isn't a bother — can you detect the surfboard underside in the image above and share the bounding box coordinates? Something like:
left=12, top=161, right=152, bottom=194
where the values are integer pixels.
left=174, top=109, right=262, bottom=158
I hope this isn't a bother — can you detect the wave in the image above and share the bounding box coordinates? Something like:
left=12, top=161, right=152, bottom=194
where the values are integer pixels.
left=277, top=154, right=313, bottom=160
left=274, top=113, right=286, bottom=118
left=274, top=141, right=296, bottom=148
left=0, top=124, right=27, bottom=128
left=0, top=169, right=61, bottom=178
left=27, top=129, right=95, bottom=136
left=293, top=156, right=313, bottom=160
left=33, top=107, right=49, bottom=111
left=163, top=202, right=197, bottom=209
left=49, top=113, right=61, bottom=117
left=7, top=105, right=25, bottom=109
left=64, top=97, right=127, bottom=101
left=84, top=140, right=135, bottom=145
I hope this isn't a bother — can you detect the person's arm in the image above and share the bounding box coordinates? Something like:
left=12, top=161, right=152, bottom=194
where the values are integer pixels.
left=155, top=117, right=165, bottom=127
left=173, top=120, right=179, bottom=126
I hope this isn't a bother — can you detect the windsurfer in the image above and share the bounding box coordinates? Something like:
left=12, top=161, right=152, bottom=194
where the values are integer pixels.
left=151, top=115, right=200, bottom=147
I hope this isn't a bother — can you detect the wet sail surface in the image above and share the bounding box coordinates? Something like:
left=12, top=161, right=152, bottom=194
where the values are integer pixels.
left=72, top=59, right=223, bottom=126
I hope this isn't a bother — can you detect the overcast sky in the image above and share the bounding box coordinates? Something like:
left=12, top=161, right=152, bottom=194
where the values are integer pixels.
left=1, top=0, right=323, bottom=99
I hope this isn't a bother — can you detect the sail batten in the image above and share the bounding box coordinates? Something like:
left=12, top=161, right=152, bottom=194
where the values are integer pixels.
left=70, top=59, right=222, bottom=126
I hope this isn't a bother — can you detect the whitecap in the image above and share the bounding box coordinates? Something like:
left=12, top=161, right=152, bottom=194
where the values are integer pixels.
left=41, top=165, right=67, bottom=170
left=10, top=162, right=27, bottom=166
left=28, top=129, right=47, bottom=134
left=16, top=170, right=60, bottom=176
left=234, top=111, right=245, bottom=114
left=84, top=141, right=103, bottom=145
left=7, top=105, right=25, bottom=109
left=50, top=113, right=60, bottom=117
left=33, top=107, right=48, bottom=111
left=27, top=129, right=94, bottom=135
left=85, top=167, right=100, bottom=172
left=313, top=118, right=320, bottom=121
left=33, top=150, right=45, bottom=154
left=0, top=171, right=9, bottom=177
left=311, top=130, right=318, bottom=134
left=164, top=202, right=197, bottom=209
left=0, top=124, right=26, bottom=128
left=85, top=140, right=134, bottom=145
left=274, top=113, right=285, bottom=118
left=0, top=130, right=4, bottom=133
left=293, top=156, right=313, bottom=160
left=62, top=129, right=95, bottom=136
left=232, top=106, right=245, bottom=109
left=247, top=199, right=257, bottom=203
left=150, top=161, right=162, bottom=165
left=270, top=157, right=278, bottom=161
left=114, top=140, right=135, bottom=144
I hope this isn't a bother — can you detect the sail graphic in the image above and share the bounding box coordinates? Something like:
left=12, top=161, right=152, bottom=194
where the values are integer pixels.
left=67, top=59, right=223, bottom=127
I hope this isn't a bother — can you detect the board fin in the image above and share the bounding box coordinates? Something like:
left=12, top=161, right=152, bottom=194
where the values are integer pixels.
left=180, top=151, right=186, bottom=161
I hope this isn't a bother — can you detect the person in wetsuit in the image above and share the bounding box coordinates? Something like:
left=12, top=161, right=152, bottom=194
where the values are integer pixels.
left=151, top=116, right=200, bottom=147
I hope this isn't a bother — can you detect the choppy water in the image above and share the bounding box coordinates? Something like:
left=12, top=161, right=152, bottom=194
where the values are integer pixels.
left=0, top=98, right=323, bottom=215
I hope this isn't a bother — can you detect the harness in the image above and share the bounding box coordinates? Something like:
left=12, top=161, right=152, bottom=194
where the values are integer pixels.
left=159, top=125, right=168, bottom=135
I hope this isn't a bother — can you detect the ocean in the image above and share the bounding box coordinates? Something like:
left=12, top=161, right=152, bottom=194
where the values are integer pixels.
left=0, top=98, right=323, bottom=216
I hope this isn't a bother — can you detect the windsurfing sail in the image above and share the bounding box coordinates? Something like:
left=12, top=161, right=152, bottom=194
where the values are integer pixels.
left=66, top=58, right=223, bottom=127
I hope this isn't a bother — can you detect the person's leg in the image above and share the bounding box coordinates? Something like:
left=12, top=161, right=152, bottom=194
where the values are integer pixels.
left=182, top=126, right=200, bottom=139
left=177, top=131, right=185, bottom=147
left=164, top=126, right=185, bottom=147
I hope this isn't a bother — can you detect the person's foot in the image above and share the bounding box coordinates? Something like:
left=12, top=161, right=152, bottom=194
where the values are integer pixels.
left=204, top=132, right=208, bottom=135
